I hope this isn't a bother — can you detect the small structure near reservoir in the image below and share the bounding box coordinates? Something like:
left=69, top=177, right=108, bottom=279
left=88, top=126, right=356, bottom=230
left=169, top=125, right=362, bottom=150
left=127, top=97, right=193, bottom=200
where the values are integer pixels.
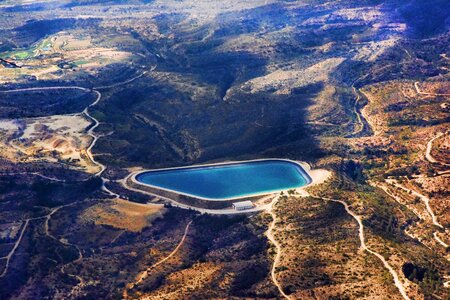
left=134, top=159, right=312, bottom=201
left=232, top=200, right=254, bottom=211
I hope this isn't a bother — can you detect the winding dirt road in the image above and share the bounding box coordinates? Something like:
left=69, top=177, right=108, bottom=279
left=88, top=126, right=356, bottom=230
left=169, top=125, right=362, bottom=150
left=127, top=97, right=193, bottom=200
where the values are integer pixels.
left=433, top=232, right=449, bottom=248
left=0, top=219, right=29, bottom=278
left=375, top=85, right=450, bottom=287
left=2, top=74, right=447, bottom=297
left=386, top=179, right=443, bottom=229
left=349, top=80, right=450, bottom=290
left=0, top=199, right=90, bottom=278
left=414, top=81, right=450, bottom=97
left=1, top=70, right=150, bottom=190
left=137, top=220, right=192, bottom=285
left=266, top=195, right=291, bottom=300
left=425, top=132, right=450, bottom=167
left=0, top=172, right=64, bottom=182
left=348, top=72, right=372, bottom=137
left=264, top=191, right=411, bottom=300
left=420, top=131, right=450, bottom=287
left=95, top=70, right=150, bottom=90
left=351, top=86, right=365, bottom=136
left=123, top=220, right=193, bottom=299
left=0, top=71, right=148, bottom=281
left=43, top=199, right=100, bottom=295
left=317, top=196, right=411, bottom=300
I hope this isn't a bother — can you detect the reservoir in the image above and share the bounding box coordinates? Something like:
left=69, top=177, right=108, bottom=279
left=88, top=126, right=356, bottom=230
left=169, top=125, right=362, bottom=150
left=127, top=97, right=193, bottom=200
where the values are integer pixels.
left=134, top=159, right=311, bottom=200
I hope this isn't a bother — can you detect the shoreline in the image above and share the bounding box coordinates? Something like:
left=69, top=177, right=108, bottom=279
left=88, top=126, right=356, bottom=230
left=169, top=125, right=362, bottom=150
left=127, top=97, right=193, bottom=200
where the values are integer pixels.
left=130, top=158, right=314, bottom=202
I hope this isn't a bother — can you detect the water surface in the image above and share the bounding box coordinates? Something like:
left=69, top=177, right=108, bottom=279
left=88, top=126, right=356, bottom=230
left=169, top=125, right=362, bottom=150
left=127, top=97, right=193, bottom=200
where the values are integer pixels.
left=135, top=159, right=311, bottom=200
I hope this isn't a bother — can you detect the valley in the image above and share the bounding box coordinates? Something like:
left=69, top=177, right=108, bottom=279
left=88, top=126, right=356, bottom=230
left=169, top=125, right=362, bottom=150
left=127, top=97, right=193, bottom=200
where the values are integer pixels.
left=0, top=0, right=449, bottom=299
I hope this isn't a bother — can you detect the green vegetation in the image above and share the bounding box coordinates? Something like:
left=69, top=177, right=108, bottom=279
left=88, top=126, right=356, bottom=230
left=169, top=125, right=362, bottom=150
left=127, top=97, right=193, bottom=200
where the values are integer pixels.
left=12, top=51, right=31, bottom=60
left=1, top=37, right=53, bottom=60
left=73, top=60, right=89, bottom=66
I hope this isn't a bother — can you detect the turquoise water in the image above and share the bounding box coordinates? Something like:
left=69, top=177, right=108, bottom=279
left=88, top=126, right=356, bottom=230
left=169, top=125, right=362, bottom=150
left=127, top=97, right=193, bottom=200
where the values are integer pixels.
left=135, top=160, right=311, bottom=200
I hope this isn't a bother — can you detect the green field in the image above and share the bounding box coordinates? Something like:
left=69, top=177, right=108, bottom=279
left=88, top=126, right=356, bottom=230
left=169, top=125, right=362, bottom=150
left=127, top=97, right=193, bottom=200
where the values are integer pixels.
left=1, top=37, right=53, bottom=60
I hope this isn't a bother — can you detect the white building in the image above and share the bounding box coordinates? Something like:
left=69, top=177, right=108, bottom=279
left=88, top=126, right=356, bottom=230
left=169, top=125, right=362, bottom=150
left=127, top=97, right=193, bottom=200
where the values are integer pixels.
left=232, top=200, right=254, bottom=211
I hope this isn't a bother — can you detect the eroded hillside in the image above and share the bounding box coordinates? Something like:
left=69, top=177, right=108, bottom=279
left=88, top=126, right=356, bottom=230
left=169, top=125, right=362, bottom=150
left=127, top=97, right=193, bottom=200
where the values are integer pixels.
left=0, top=0, right=449, bottom=299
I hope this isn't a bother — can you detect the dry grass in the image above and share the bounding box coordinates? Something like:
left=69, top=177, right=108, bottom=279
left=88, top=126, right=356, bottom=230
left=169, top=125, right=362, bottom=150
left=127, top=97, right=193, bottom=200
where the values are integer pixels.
left=139, top=262, right=223, bottom=299
left=356, top=80, right=449, bottom=170
left=81, top=199, right=165, bottom=232
left=273, top=195, right=404, bottom=299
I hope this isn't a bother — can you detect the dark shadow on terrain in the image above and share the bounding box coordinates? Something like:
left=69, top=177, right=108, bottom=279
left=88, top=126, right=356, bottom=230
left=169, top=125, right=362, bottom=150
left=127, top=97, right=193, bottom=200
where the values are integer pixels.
left=94, top=75, right=323, bottom=169
left=0, top=89, right=96, bottom=118
left=93, top=6, right=325, bottom=170
left=0, top=18, right=100, bottom=48
left=391, top=0, right=450, bottom=38
left=0, top=174, right=102, bottom=298
left=96, top=0, right=418, bottom=170
left=63, top=0, right=153, bottom=8
left=0, top=175, right=101, bottom=221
